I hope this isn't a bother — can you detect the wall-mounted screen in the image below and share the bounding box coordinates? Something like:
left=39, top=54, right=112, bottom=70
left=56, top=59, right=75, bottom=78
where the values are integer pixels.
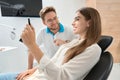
left=0, top=0, right=42, bottom=17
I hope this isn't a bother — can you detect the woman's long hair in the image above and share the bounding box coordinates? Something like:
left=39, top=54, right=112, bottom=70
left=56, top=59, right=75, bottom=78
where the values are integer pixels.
left=62, top=7, right=101, bottom=64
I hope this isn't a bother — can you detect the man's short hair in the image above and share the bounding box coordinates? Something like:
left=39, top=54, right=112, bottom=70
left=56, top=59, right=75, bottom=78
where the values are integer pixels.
left=39, top=6, right=56, bottom=20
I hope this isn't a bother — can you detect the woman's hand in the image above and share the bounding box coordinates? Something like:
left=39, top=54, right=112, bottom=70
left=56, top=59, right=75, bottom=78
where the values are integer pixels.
left=21, top=24, right=43, bottom=62
left=16, top=68, right=37, bottom=80
left=21, top=24, right=36, bottom=48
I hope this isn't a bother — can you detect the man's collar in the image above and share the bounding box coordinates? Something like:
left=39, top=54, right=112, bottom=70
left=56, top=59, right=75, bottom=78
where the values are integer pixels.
left=46, top=23, right=64, bottom=35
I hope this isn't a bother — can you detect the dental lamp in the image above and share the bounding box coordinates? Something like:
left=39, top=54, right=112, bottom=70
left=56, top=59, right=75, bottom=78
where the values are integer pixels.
left=0, top=23, right=16, bottom=40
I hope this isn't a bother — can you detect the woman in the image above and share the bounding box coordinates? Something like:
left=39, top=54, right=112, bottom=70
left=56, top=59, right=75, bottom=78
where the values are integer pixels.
left=0, top=7, right=102, bottom=80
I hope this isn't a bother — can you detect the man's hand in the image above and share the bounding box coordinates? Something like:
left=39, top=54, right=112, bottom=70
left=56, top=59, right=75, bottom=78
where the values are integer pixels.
left=54, top=39, right=67, bottom=46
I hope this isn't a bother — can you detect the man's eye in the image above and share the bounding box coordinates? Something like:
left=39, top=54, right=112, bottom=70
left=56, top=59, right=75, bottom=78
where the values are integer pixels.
left=74, top=18, right=79, bottom=21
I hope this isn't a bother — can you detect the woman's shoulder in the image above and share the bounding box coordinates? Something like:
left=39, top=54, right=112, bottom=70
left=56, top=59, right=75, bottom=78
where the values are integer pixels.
left=85, top=43, right=102, bottom=56
left=89, top=43, right=101, bottom=50
left=87, top=43, right=101, bottom=51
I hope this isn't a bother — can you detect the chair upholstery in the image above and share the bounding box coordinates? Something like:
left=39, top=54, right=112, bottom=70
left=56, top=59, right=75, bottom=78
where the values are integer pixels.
left=83, top=51, right=113, bottom=80
left=97, top=35, right=113, bottom=52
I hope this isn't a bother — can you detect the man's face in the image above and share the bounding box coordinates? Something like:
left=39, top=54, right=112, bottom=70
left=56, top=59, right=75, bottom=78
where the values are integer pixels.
left=43, top=11, right=59, bottom=31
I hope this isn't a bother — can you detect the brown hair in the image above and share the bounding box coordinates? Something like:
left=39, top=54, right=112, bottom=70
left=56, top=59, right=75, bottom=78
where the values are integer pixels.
left=39, top=6, right=56, bottom=20
left=63, top=7, right=101, bottom=64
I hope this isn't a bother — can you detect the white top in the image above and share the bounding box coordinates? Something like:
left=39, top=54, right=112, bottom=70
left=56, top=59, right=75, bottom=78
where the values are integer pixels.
left=36, top=24, right=75, bottom=58
left=25, top=39, right=101, bottom=80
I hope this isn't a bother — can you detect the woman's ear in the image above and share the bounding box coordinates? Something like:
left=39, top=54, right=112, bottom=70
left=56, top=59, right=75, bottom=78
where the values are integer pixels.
left=87, top=20, right=91, bottom=27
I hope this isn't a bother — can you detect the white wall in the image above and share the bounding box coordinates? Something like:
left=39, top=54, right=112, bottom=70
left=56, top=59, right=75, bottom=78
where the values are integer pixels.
left=0, top=0, right=85, bottom=72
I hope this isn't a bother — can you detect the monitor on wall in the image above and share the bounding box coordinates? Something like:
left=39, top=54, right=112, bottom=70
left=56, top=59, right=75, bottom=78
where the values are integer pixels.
left=0, top=0, right=42, bottom=17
